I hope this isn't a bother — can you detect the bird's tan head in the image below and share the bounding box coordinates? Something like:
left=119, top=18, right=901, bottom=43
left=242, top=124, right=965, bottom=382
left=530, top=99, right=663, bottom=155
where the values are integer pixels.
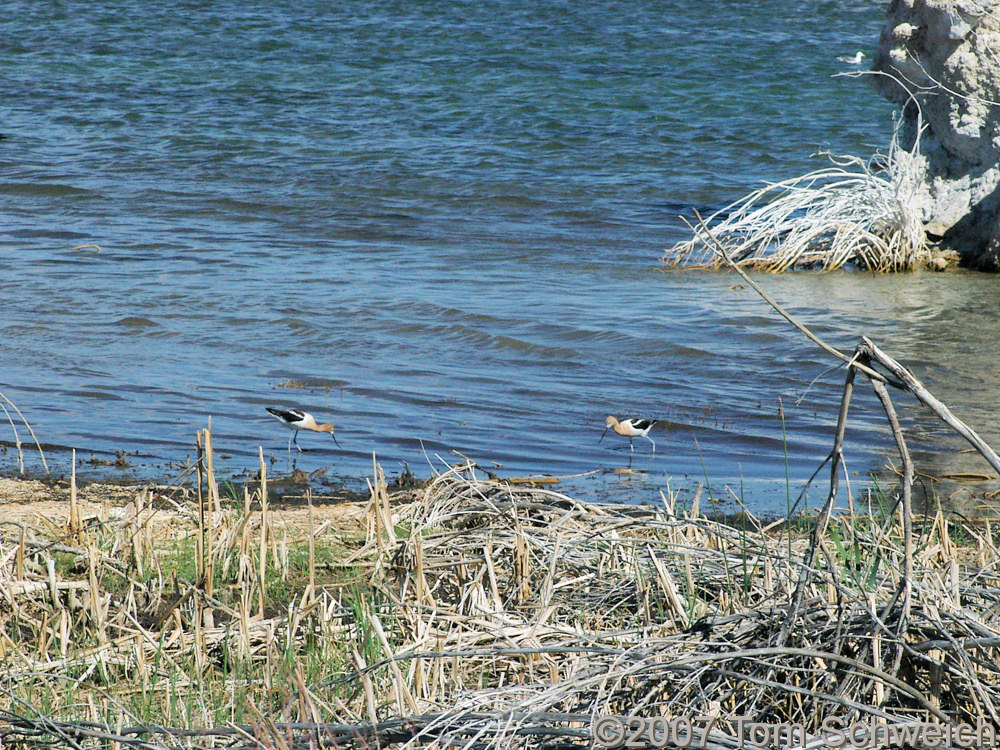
left=317, top=423, right=335, bottom=433
left=605, top=415, right=618, bottom=428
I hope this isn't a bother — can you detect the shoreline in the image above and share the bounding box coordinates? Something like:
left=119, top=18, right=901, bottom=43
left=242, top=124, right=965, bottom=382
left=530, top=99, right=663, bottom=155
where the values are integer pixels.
left=2, top=450, right=998, bottom=526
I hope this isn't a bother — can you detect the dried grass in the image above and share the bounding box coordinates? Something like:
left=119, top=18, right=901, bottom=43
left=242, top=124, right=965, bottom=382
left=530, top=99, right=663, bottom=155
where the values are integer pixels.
left=338, top=465, right=1000, bottom=748
left=1, top=441, right=999, bottom=748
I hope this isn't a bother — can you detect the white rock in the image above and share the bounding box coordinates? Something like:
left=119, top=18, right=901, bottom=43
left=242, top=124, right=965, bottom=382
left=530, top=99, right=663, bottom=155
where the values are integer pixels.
left=870, top=0, right=1000, bottom=268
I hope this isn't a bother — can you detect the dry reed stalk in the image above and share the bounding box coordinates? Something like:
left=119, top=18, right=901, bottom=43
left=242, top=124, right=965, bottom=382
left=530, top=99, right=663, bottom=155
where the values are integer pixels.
left=196, top=429, right=205, bottom=586
left=202, top=426, right=216, bottom=601
left=192, top=595, right=205, bottom=675
left=370, top=613, right=419, bottom=716
left=307, top=489, right=315, bottom=597
left=0, top=400, right=24, bottom=475
left=15, top=526, right=24, bottom=581
left=259, top=446, right=269, bottom=619
left=86, top=544, right=106, bottom=645
left=513, top=508, right=531, bottom=606
left=0, top=389, right=48, bottom=474
left=128, top=494, right=144, bottom=581
left=412, top=534, right=435, bottom=608
left=69, top=449, right=80, bottom=538
left=366, top=453, right=397, bottom=551
left=44, top=556, right=58, bottom=610
left=353, top=648, right=379, bottom=729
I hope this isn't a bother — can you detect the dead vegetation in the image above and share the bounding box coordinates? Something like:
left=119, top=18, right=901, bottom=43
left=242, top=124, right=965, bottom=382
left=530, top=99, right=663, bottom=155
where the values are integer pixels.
left=1, top=431, right=999, bottom=749
left=0, top=388, right=49, bottom=476
left=663, top=128, right=933, bottom=271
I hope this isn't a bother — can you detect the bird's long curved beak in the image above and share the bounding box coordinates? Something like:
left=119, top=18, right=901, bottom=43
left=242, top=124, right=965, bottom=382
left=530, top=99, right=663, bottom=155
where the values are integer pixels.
left=331, top=432, right=343, bottom=449
left=599, top=426, right=609, bottom=445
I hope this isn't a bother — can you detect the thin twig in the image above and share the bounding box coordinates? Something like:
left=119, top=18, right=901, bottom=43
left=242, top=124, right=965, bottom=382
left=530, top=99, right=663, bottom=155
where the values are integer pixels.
left=0, top=389, right=48, bottom=474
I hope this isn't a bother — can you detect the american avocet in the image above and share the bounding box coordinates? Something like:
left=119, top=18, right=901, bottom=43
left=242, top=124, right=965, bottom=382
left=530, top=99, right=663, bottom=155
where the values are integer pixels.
left=266, top=407, right=342, bottom=453
left=600, top=416, right=657, bottom=454
left=837, top=51, right=866, bottom=64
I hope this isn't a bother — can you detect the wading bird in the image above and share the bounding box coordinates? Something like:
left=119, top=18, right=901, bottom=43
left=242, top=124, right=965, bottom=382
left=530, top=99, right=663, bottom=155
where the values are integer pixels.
left=266, top=407, right=342, bottom=455
left=600, top=416, right=657, bottom=454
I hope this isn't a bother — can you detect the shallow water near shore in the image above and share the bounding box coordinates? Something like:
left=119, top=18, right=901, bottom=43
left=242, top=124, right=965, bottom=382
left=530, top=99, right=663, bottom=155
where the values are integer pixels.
left=3, top=1, right=1000, bottom=512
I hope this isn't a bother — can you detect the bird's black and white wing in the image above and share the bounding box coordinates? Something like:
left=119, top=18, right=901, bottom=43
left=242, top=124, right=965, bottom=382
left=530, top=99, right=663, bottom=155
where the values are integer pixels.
left=630, top=419, right=657, bottom=432
left=266, top=407, right=306, bottom=423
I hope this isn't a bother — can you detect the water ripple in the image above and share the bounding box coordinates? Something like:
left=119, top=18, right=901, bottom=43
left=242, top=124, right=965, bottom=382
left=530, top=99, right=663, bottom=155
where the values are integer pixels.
left=4, top=0, right=990, bottom=512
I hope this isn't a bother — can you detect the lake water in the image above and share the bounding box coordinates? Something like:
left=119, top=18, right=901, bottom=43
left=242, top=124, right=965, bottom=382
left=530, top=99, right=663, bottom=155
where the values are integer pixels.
left=4, top=0, right=1000, bottom=513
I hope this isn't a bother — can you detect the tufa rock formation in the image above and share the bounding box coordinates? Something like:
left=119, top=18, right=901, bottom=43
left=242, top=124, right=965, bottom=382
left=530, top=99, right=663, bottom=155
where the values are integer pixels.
left=871, top=0, right=1000, bottom=269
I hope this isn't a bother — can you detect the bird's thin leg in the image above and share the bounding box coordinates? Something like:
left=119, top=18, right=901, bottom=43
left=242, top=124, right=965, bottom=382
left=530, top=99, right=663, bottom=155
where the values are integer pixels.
left=644, top=435, right=656, bottom=453
left=293, top=431, right=304, bottom=452
left=630, top=439, right=634, bottom=454
left=287, top=434, right=292, bottom=463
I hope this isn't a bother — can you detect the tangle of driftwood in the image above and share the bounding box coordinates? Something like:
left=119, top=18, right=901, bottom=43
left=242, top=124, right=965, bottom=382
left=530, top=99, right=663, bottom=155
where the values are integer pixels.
left=692, top=209, right=1000, bottom=647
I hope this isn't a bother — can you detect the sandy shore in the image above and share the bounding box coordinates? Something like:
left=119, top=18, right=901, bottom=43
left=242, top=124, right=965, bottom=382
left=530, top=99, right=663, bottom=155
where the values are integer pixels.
left=0, top=473, right=375, bottom=536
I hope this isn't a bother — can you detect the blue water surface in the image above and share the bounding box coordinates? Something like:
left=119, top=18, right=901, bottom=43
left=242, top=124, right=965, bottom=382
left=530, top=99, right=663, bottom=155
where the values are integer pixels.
left=3, top=1, right=999, bottom=511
